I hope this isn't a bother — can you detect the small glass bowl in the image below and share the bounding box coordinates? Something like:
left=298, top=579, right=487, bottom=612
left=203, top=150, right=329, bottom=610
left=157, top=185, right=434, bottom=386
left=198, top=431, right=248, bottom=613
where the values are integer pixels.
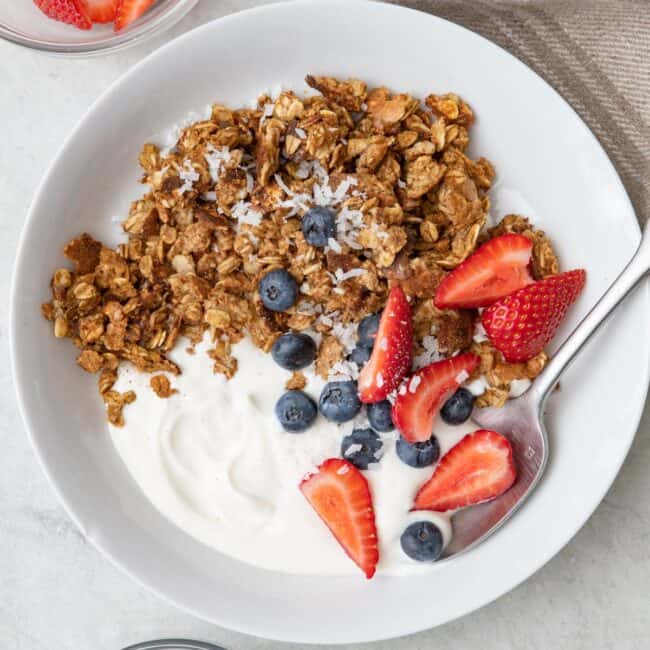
left=0, top=0, right=198, bottom=57
left=122, top=641, right=225, bottom=650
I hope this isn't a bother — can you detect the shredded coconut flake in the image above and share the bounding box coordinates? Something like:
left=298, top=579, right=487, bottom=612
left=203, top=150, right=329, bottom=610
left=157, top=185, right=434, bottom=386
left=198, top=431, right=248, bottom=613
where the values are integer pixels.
left=231, top=200, right=262, bottom=227
left=316, top=311, right=339, bottom=328
left=178, top=160, right=200, bottom=194
left=408, top=374, right=422, bottom=393
left=294, top=127, right=307, bottom=139
left=344, top=443, right=363, bottom=456
left=473, top=321, right=489, bottom=343
left=327, top=237, right=342, bottom=253
left=455, top=369, right=470, bottom=384
left=296, top=300, right=320, bottom=315
left=204, top=145, right=231, bottom=182
left=295, top=160, right=312, bottom=179
left=331, top=321, right=358, bottom=353
left=260, top=102, right=275, bottom=124
left=246, top=172, right=255, bottom=195
left=339, top=268, right=366, bottom=282
left=413, top=335, right=443, bottom=370
left=466, top=376, right=489, bottom=397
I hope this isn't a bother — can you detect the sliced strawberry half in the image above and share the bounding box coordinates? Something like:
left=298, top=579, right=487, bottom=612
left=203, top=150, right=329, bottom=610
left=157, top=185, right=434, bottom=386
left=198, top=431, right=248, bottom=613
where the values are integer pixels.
left=358, top=286, right=413, bottom=404
left=392, top=353, right=479, bottom=443
left=114, top=0, right=154, bottom=31
left=413, top=429, right=516, bottom=512
left=434, top=234, right=534, bottom=309
left=300, top=458, right=379, bottom=579
left=482, top=269, right=586, bottom=362
left=86, top=0, right=118, bottom=23
left=33, top=0, right=92, bottom=30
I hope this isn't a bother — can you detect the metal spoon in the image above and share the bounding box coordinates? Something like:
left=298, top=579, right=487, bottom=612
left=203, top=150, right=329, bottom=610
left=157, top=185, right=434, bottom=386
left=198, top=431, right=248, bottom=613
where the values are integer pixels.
left=441, top=220, right=650, bottom=559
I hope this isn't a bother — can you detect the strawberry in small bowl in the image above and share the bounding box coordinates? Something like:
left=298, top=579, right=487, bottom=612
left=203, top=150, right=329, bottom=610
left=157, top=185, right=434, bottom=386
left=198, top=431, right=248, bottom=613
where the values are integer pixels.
left=34, top=0, right=157, bottom=32
left=1, top=0, right=196, bottom=55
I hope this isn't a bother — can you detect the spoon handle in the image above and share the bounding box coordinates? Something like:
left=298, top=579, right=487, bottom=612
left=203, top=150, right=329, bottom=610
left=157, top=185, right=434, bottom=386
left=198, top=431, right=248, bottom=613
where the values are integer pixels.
left=531, top=220, right=650, bottom=409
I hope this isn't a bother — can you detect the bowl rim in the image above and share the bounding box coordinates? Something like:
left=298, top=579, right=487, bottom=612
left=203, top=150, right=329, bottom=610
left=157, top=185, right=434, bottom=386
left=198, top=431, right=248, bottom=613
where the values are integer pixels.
left=121, top=640, right=225, bottom=650
left=0, top=0, right=198, bottom=57
left=10, top=0, right=650, bottom=642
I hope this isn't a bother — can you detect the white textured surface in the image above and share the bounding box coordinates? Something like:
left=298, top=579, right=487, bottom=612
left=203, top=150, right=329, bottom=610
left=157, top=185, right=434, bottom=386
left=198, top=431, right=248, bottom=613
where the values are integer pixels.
left=1, top=2, right=649, bottom=649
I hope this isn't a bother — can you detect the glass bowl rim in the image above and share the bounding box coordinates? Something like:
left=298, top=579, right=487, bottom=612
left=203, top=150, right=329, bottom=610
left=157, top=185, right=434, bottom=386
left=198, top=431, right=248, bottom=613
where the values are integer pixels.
left=0, top=0, right=198, bottom=57
left=122, top=640, right=225, bottom=650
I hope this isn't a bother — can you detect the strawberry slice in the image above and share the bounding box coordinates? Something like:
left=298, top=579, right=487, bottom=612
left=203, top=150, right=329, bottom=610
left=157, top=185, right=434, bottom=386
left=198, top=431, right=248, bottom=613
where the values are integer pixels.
left=114, top=0, right=154, bottom=31
left=434, top=234, right=534, bottom=309
left=413, top=429, right=516, bottom=512
left=86, top=0, right=118, bottom=23
left=300, top=458, right=379, bottom=579
left=33, top=0, right=92, bottom=30
left=358, top=286, right=413, bottom=404
left=482, top=269, right=586, bottom=362
left=392, top=353, right=479, bottom=443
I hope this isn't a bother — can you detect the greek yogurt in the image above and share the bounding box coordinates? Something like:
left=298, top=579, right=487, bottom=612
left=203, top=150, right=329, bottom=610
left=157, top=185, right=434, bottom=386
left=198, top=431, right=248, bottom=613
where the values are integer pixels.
left=109, top=336, right=476, bottom=576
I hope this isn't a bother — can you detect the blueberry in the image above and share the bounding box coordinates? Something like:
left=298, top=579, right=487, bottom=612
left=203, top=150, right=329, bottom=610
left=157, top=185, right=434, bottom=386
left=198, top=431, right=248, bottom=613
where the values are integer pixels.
left=396, top=436, right=440, bottom=468
left=357, top=312, right=380, bottom=348
left=341, top=428, right=383, bottom=470
left=348, top=344, right=371, bottom=368
left=275, top=390, right=317, bottom=433
left=440, top=388, right=475, bottom=425
left=259, top=269, right=299, bottom=312
left=319, top=380, right=361, bottom=423
left=400, top=521, right=444, bottom=562
left=301, top=206, right=337, bottom=247
left=367, top=400, right=394, bottom=432
left=271, top=332, right=317, bottom=370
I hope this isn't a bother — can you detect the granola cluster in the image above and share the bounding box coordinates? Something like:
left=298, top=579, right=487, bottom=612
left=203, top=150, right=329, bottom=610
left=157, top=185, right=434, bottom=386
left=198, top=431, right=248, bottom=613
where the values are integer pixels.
left=42, top=76, right=559, bottom=425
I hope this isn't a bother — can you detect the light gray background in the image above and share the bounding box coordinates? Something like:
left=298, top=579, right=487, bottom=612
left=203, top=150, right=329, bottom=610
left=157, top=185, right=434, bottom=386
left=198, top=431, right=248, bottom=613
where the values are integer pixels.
left=1, top=2, right=649, bottom=649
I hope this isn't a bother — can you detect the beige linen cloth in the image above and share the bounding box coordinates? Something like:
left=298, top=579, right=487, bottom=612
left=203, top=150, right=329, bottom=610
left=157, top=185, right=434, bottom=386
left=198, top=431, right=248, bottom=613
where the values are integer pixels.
left=388, top=0, right=650, bottom=223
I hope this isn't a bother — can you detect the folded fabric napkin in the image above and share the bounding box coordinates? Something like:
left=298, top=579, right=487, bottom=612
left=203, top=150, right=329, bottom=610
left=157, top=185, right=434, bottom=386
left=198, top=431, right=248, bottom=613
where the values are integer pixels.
left=390, top=0, right=650, bottom=223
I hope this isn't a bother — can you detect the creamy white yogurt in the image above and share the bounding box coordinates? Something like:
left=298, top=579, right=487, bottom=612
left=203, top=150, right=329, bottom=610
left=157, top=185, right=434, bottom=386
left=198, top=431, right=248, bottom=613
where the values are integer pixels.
left=110, top=336, right=476, bottom=576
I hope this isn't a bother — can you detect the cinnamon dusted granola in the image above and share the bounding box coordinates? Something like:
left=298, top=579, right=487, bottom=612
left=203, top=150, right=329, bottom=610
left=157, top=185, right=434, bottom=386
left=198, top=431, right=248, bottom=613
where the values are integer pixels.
left=42, top=75, right=559, bottom=422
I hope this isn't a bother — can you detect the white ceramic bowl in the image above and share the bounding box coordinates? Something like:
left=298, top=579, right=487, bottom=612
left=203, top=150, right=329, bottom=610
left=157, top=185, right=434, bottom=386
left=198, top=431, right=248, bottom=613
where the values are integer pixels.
left=11, top=0, right=649, bottom=644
